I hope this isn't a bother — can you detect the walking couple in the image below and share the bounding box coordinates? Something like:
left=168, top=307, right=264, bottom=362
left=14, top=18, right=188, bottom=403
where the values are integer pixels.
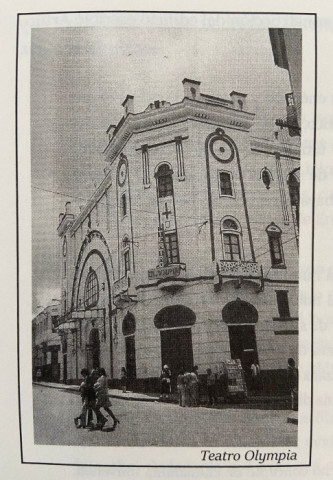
left=74, top=367, right=120, bottom=430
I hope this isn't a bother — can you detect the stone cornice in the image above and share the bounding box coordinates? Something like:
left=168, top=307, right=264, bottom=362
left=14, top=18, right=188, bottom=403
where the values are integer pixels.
left=250, top=136, right=300, bottom=159
left=69, top=172, right=113, bottom=235
left=103, top=98, right=256, bottom=164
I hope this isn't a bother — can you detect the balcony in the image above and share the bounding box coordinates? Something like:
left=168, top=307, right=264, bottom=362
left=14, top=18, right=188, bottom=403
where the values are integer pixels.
left=217, top=260, right=263, bottom=290
left=113, top=272, right=138, bottom=309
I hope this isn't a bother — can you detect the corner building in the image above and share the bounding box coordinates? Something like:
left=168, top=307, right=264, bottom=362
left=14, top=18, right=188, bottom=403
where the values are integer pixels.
left=56, top=79, right=300, bottom=394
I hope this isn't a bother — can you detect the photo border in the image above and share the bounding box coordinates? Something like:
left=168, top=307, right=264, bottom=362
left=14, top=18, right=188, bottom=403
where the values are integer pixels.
left=16, top=9, right=317, bottom=468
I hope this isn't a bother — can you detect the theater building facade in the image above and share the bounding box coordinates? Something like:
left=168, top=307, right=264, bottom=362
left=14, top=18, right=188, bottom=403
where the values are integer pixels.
left=56, top=79, right=300, bottom=394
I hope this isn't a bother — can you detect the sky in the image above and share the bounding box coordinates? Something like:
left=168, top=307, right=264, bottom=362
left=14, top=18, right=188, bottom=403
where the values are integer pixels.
left=31, top=26, right=293, bottom=315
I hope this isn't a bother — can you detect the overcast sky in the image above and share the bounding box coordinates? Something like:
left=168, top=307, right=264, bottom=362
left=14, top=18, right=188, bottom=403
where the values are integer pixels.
left=31, top=26, right=292, bottom=314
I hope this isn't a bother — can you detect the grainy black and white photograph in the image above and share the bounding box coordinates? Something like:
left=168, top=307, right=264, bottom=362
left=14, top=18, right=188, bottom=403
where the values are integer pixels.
left=15, top=9, right=316, bottom=468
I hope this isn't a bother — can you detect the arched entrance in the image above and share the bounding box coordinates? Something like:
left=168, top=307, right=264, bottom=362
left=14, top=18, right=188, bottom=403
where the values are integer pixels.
left=222, top=298, right=258, bottom=386
left=86, top=328, right=100, bottom=371
left=122, top=313, right=137, bottom=380
left=154, top=305, right=195, bottom=377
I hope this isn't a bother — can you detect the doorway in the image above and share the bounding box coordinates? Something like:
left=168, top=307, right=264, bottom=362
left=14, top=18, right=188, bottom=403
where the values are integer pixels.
left=160, top=327, right=194, bottom=377
left=86, top=328, right=100, bottom=371
left=125, top=335, right=136, bottom=379
left=228, top=324, right=258, bottom=385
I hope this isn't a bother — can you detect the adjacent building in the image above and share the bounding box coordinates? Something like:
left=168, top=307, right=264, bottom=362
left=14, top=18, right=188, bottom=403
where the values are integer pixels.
left=32, top=302, right=61, bottom=382
left=55, top=79, right=300, bottom=394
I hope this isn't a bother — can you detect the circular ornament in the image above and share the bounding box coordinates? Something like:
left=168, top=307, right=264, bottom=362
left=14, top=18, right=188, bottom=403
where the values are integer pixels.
left=118, top=157, right=128, bottom=186
left=209, top=136, right=235, bottom=163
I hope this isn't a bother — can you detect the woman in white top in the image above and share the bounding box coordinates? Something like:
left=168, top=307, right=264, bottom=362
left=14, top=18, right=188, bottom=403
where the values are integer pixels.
left=94, top=368, right=120, bottom=428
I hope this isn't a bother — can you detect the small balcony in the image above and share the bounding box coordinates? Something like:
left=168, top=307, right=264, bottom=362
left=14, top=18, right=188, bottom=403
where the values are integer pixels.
left=113, top=272, right=138, bottom=308
left=217, top=260, right=263, bottom=291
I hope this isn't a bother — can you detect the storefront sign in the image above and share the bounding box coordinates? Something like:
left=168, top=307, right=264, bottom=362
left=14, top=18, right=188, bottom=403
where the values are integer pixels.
left=148, top=264, right=181, bottom=280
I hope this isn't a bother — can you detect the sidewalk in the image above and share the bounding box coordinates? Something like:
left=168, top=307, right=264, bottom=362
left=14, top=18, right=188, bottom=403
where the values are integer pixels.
left=33, top=381, right=291, bottom=408
left=33, top=381, right=159, bottom=402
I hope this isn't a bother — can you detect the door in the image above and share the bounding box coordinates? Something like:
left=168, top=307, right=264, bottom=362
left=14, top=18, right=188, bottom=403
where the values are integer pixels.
left=160, top=327, right=194, bottom=382
left=228, top=324, right=258, bottom=386
left=63, top=354, right=67, bottom=384
left=87, top=328, right=100, bottom=371
left=125, top=335, right=136, bottom=379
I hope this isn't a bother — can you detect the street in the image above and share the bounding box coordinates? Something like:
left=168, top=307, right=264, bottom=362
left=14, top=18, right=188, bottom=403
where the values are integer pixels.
left=33, top=384, right=297, bottom=447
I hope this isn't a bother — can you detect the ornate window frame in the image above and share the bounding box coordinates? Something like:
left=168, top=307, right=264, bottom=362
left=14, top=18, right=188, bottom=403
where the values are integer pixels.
left=266, top=222, right=285, bottom=268
left=84, top=266, right=99, bottom=309
left=220, top=216, right=243, bottom=261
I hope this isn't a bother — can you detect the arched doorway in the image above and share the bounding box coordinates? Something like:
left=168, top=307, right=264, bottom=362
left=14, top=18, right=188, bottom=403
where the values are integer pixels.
left=122, top=313, right=137, bottom=380
left=154, top=305, right=195, bottom=378
left=86, top=328, right=100, bottom=371
left=222, top=299, right=258, bottom=386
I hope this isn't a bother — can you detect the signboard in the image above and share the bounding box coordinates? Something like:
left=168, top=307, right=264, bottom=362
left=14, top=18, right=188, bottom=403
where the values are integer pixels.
left=224, top=359, right=247, bottom=396
left=157, top=227, right=168, bottom=268
left=148, top=264, right=181, bottom=280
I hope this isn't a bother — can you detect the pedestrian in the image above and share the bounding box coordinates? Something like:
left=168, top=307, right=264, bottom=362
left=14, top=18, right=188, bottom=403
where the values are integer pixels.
left=206, top=368, right=217, bottom=406
left=188, top=366, right=199, bottom=407
left=287, top=358, right=298, bottom=411
left=120, top=367, right=127, bottom=393
left=94, top=368, right=120, bottom=429
left=74, top=368, right=107, bottom=429
left=250, top=359, right=261, bottom=394
left=160, top=365, right=171, bottom=400
left=36, top=368, right=42, bottom=382
left=176, top=369, right=187, bottom=407
left=87, top=365, right=99, bottom=426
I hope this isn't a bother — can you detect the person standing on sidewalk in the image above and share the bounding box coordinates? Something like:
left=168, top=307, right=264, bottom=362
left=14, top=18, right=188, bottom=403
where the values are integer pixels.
left=176, top=369, right=187, bottom=407
left=188, top=366, right=199, bottom=407
left=206, top=368, right=217, bottom=406
left=94, top=368, right=120, bottom=429
left=287, top=358, right=298, bottom=411
left=250, top=359, right=261, bottom=394
left=120, top=367, right=127, bottom=393
left=160, top=365, right=171, bottom=401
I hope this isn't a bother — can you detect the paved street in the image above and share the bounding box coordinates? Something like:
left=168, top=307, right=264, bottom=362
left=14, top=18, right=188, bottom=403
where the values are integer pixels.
left=33, top=384, right=297, bottom=447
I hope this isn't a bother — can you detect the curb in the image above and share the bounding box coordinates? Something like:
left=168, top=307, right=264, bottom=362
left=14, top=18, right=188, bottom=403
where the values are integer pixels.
left=33, top=382, right=158, bottom=402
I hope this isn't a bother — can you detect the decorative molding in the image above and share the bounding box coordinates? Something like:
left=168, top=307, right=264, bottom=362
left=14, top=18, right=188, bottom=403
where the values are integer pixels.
left=175, top=136, right=185, bottom=180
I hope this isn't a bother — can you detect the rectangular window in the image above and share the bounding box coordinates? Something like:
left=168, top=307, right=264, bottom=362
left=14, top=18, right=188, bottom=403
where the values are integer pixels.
left=219, top=171, right=233, bottom=196
left=269, top=235, right=283, bottom=266
left=164, top=231, right=180, bottom=264
left=124, top=250, right=130, bottom=275
left=223, top=233, right=241, bottom=261
left=276, top=290, right=290, bottom=318
left=121, top=193, right=127, bottom=217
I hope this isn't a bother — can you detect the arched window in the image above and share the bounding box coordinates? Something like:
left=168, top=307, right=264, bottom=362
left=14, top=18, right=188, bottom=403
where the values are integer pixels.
left=221, top=217, right=242, bottom=261
left=288, top=170, right=300, bottom=229
left=122, top=236, right=131, bottom=275
left=155, top=164, right=179, bottom=264
left=84, top=267, right=99, bottom=308
left=266, top=223, right=285, bottom=268
left=156, top=164, right=173, bottom=198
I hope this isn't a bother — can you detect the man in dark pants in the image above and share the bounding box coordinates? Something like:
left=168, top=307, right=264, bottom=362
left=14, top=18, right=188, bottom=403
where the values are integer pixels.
left=287, top=358, right=298, bottom=411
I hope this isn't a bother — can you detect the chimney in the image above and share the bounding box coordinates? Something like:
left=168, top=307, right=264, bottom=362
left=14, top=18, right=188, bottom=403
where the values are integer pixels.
left=230, top=91, right=247, bottom=111
left=106, top=124, right=116, bottom=141
left=65, top=201, right=72, bottom=214
left=122, top=95, right=134, bottom=116
left=182, top=78, right=201, bottom=100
